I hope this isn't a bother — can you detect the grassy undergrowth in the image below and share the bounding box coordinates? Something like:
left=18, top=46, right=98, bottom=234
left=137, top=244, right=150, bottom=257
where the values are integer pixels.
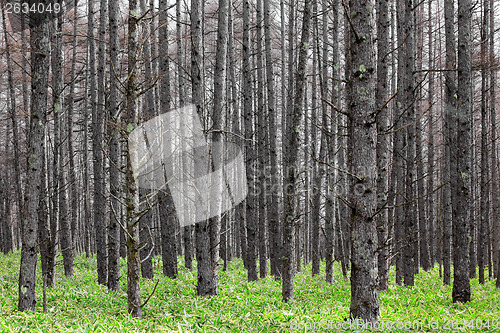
left=0, top=251, right=499, bottom=332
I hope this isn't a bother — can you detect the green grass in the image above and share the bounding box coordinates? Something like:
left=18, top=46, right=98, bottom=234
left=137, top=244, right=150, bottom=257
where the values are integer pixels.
left=0, top=251, right=499, bottom=332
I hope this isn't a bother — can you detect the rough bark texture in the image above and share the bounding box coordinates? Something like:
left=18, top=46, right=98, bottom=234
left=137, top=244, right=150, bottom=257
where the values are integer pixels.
left=19, top=6, right=50, bottom=311
left=452, top=0, right=472, bottom=304
left=92, top=0, right=108, bottom=286
left=107, top=0, right=121, bottom=292
left=478, top=0, right=489, bottom=285
left=242, top=0, right=257, bottom=282
left=426, top=0, right=436, bottom=269
left=191, top=0, right=216, bottom=297
left=398, top=0, right=416, bottom=287
left=208, top=0, right=228, bottom=287
left=442, top=0, right=456, bottom=286
left=375, top=0, right=390, bottom=290
left=490, top=0, right=500, bottom=287
left=263, top=0, right=281, bottom=280
left=157, top=0, right=178, bottom=279
left=282, top=0, right=312, bottom=302
left=126, top=0, right=142, bottom=317
left=322, top=0, right=335, bottom=284
left=347, top=0, right=379, bottom=324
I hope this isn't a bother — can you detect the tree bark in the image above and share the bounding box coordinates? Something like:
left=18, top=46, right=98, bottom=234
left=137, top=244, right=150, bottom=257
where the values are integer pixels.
left=452, top=0, right=472, bottom=304
left=242, top=0, right=258, bottom=282
left=18, top=5, right=50, bottom=311
left=125, top=0, right=142, bottom=317
left=347, top=0, right=379, bottom=324
left=282, top=0, right=312, bottom=302
left=107, top=0, right=121, bottom=291
left=92, top=0, right=108, bottom=286
left=375, top=0, right=390, bottom=290
left=442, top=0, right=456, bottom=287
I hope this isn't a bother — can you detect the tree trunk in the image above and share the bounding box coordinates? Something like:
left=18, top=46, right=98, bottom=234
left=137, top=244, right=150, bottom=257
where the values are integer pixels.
left=139, top=0, right=156, bottom=280
left=478, top=0, right=489, bottom=285
left=442, top=0, right=456, bottom=287
left=282, top=0, right=311, bottom=302
left=125, top=0, right=142, bottom=317
left=92, top=0, right=108, bottom=286
left=1, top=6, right=24, bottom=245
left=375, top=0, right=390, bottom=290
left=263, top=0, right=281, bottom=280
left=191, top=0, right=217, bottom=296
left=426, top=0, right=436, bottom=269
left=19, top=8, right=50, bottom=311
left=490, top=0, right=500, bottom=287
left=347, top=0, right=379, bottom=324
left=242, top=0, right=258, bottom=282
left=67, top=0, right=79, bottom=259
left=452, top=0, right=472, bottom=304
left=107, top=0, right=121, bottom=291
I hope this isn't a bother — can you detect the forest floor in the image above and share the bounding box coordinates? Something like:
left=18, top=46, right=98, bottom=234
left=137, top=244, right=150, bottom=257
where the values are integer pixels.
left=0, top=252, right=499, bottom=332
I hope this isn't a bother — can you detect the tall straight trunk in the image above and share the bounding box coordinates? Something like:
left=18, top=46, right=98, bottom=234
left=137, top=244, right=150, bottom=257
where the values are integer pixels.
left=263, top=0, right=281, bottom=280
left=322, top=0, right=334, bottom=284
left=51, top=12, right=73, bottom=277
left=442, top=0, right=456, bottom=287
left=159, top=0, right=178, bottom=277
left=398, top=0, right=416, bottom=287
left=92, top=0, right=108, bottom=286
left=243, top=0, right=258, bottom=282
left=310, top=13, right=320, bottom=276
left=478, top=0, right=489, bottom=285
left=452, top=0, right=472, bottom=304
left=347, top=0, right=379, bottom=323
left=256, top=0, right=268, bottom=279
left=48, top=18, right=61, bottom=286
left=282, top=0, right=311, bottom=302
left=415, top=5, right=430, bottom=272
left=209, top=0, right=229, bottom=287
left=126, top=0, right=142, bottom=317
left=139, top=0, right=156, bottom=280
left=1, top=6, right=24, bottom=239
left=191, top=0, right=216, bottom=296
left=107, top=0, right=121, bottom=291
left=18, top=9, right=50, bottom=311
left=375, top=0, right=390, bottom=290
left=68, top=0, right=79, bottom=256
left=426, top=0, right=436, bottom=268
left=176, top=0, right=192, bottom=272
left=490, top=0, right=500, bottom=287
left=227, top=3, right=246, bottom=266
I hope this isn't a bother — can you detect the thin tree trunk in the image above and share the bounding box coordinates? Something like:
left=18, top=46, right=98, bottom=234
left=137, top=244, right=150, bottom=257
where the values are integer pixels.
left=263, top=0, right=281, bottom=280
left=375, top=0, right=390, bottom=290
left=490, top=0, right=500, bottom=287
left=1, top=6, right=24, bottom=242
left=243, top=0, right=258, bottom=282
left=427, top=0, right=436, bottom=269
left=139, top=0, right=156, bottom=280
left=92, top=0, right=108, bottom=286
left=125, top=0, right=142, bottom=317
left=321, top=0, right=334, bottom=284
left=107, top=0, right=121, bottom=291
left=478, top=0, right=489, bottom=285
left=67, top=0, right=79, bottom=259
left=442, top=0, right=456, bottom=287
